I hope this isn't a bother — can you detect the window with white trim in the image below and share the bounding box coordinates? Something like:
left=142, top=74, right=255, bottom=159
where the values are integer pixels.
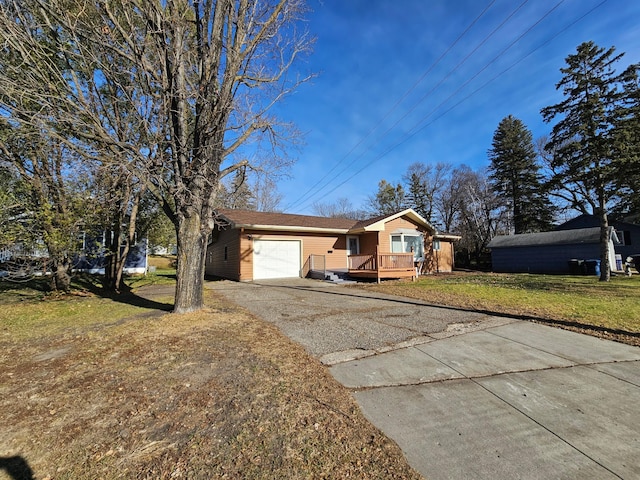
left=433, top=239, right=441, bottom=251
left=390, top=233, right=423, bottom=260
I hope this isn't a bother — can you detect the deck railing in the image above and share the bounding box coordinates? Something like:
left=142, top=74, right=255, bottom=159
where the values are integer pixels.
left=348, top=253, right=376, bottom=271
left=348, top=252, right=414, bottom=271
left=304, top=254, right=326, bottom=279
left=378, top=253, right=415, bottom=269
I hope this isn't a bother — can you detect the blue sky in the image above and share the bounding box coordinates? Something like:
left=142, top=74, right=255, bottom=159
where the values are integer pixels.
left=274, top=0, right=640, bottom=215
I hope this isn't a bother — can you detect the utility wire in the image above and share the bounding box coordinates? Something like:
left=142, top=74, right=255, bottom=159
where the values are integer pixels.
left=293, top=0, right=608, bottom=210
left=406, top=0, right=566, bottom=137
left=281, top=0, right=497, bottom=212
left=411, top=0, right=609, bottom=136
left=290, top=0, right=531, bottom=214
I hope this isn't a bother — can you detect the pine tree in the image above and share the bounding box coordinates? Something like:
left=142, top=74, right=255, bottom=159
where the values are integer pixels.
left=488, top=115, right=554, bottom=234
left=613, top=63, right=640, bottom=217
left=226, top=169, right=256, bottom=210
left=368, top=180, right=406, bottom=215
left=541, top=41, right=625, bottom=281
left=406, top=171, right=430, bottom=221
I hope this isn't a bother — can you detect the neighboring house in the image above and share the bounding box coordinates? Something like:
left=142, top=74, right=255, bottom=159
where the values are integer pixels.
left=555, top=214, right=640, bottom=261
left=1, top=232, right=149, bottom=276
left=75, top=236, right=149, bottom=275
left=205, top=208, right=460, bottom=282
left=487, top=227, right=619, bottom=274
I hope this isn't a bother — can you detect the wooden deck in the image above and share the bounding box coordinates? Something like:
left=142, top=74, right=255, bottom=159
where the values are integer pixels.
left=348, top=252, right=416, bottom=282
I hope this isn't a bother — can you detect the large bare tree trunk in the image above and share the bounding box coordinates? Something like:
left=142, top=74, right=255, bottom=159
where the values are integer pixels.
left=174, top=213, right=208, bottom=313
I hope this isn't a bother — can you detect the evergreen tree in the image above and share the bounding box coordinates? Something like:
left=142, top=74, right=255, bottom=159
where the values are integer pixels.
left=488, top=115, right=554, bottom=234
left=612, top=63, right=640, bottom=217
left=226, top=169, right=256, bottom=210
left=368, top=180, right=407, bottom=215
left=405, top=171, right=429, bottom=221
left=541, top=41, right=626, bottom=281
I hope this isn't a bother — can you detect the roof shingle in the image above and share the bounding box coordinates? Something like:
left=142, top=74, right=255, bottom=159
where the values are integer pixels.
left=216, top=209, right=359, bottom=230
left=488, top=227, right=606, bottom=248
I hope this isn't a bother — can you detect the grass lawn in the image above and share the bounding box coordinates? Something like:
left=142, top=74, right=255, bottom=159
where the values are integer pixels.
left=0, top=273, right=421, bottom=479
left=361, top=271, right=640, bottom=345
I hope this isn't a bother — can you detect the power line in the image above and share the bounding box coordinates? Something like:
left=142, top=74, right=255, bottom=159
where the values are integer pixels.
left=407, top=0, right=567, bottom=137
left=293, top=0, right=609, bottom=208
left=291, top=0, right=532, bottom=214
left=281, top=0, right=497, bottom=212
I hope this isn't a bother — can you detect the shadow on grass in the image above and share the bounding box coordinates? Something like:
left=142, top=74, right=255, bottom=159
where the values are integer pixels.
left=109, top=289, right=175, bottom=313
left=0, top=456, right=34, bottom=480
left=0, top=273, right=174, bottom=313
left=72, top=273, right=175, bottom=312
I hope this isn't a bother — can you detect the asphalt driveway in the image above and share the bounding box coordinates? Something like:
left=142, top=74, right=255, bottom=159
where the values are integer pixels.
left=207, top=278, right=640, bottom=480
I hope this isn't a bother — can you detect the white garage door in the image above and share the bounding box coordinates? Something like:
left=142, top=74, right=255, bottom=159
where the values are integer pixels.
left=253, top=240, right=301, bottom=280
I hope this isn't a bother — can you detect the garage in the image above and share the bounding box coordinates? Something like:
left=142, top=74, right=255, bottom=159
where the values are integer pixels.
left=253, top=239, right=301, bottom=280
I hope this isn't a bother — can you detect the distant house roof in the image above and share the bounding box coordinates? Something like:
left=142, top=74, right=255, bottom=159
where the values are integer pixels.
left=488, top=227, right=617, bottom=249
left=214, top=208, right=439, bottom=235
left=555, top=214, right=640, bottom=231
left=554, top=214, right=599, bottom=231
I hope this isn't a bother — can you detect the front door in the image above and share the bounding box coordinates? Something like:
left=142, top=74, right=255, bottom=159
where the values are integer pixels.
left=346, top=236, right=360, bottom=263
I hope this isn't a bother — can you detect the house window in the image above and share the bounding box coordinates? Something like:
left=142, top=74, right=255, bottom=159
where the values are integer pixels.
left=224, top=245, right=228, bottom=261
left=391, top=234, right=424, bottom=260
left=433, top=239, right=441, bottom=251
left=616, top=230, right=632, bottom=245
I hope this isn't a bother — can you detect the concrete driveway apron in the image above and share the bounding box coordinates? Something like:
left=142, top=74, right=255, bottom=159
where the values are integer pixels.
left=207, top=279, right=640, bottom=480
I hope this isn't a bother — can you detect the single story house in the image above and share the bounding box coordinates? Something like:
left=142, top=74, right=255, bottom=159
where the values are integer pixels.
left=555, top=214, right=640, bottom=261
left=205, top=208, right=460, bottom=282
left=487, top=227, right=619, bottom=274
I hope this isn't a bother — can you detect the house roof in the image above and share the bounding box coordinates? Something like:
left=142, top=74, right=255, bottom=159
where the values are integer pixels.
left=214, top=208, right=437, bottom=235
left=555, top=214, right=640, bottom=231
left=348, top=209, right=435, bottom=233
left=488, top=227, right=615, bottom=249
left=215, top=209, right=357, bottom=234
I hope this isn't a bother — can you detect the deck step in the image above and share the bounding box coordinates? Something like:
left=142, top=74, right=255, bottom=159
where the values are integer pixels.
left=324, top=271, right=356, bottom=284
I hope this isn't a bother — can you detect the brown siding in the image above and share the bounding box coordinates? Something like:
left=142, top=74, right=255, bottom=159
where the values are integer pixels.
left=424, top=237, right=456, bottom=273
left=300, top=234, right=348, bottom=270
left=379, top=217, right=426, bottom=253
left=205, top=228, right=241, bottom=280
left=239, top=233, right=252, bottom=281
left=437, top=240, right=455, bottom=272
left=359, top=232, right=379, bottom=255
left=238, top=230, right=350, bottom=280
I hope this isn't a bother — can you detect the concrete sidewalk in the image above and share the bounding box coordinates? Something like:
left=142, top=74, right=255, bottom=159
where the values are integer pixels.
left=332, top=323, right=640, bottom=479
left=208, top=279, right=640, bottom=479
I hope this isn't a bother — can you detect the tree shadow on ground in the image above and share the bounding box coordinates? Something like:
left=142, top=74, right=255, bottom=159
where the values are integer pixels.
left=108, top=289, right=175, bottom=312
left=0, top=456, right=34, bottom=480
left=70, top=274, right=175, bottom=312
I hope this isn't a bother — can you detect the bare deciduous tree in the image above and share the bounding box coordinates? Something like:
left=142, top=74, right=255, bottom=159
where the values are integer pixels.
left=311, top=197, right=365, bottom=219
left=402, top=161, right=451, bottom=224
left=0, top=0, right=312, bottom=311
left=451, top=166, right=506, bottom=268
